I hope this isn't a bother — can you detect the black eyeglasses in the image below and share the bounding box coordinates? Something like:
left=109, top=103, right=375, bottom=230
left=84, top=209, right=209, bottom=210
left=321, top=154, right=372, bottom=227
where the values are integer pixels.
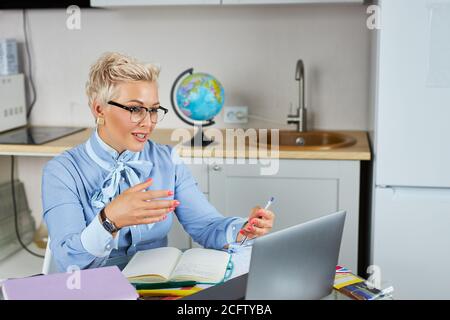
left=107, top=100, right=169, bottom=124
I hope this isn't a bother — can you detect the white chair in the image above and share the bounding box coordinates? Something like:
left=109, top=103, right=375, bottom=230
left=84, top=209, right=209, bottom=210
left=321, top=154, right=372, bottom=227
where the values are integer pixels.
left=42, top=239, right=58, bottom=274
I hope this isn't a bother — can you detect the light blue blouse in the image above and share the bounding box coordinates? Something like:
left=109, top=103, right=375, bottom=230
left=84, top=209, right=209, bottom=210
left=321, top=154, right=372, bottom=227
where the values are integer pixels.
left=42, top=130, right=246, bottom=272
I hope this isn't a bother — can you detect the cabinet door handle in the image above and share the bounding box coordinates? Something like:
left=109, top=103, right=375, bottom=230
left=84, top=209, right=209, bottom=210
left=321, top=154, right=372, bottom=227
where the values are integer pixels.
left=212, top=165, right=222, bottom=172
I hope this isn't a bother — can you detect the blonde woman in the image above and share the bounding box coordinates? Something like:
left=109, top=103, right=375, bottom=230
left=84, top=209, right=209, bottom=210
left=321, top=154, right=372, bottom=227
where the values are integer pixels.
left=42, top=52, right=275, bottom=272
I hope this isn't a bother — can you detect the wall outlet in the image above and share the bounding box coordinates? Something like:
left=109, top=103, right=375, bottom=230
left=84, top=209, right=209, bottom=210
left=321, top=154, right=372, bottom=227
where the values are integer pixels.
left=224, top=106, right=248, bottom=124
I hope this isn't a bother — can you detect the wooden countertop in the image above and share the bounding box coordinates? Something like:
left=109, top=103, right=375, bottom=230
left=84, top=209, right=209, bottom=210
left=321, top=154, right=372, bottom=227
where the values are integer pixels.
left=0, top=127, right=371, bottom=160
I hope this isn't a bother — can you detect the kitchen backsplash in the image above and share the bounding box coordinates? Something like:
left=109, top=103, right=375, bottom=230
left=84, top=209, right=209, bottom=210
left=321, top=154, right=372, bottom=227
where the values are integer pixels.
left=0, top=4, right=371, bottom=130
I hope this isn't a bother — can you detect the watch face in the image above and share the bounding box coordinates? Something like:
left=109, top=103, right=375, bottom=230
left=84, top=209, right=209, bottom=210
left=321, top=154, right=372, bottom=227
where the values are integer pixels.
left=102, top=220, right=116, bottom=233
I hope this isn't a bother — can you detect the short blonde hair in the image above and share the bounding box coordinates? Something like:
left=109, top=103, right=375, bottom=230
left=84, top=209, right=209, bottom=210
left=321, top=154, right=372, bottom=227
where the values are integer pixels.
left=85, top=52, right=160, bottom=108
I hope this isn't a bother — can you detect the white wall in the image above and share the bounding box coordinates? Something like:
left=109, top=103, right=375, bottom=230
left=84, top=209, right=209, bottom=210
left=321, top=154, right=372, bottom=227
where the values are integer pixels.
left=0, top=4, right=372, bottom=226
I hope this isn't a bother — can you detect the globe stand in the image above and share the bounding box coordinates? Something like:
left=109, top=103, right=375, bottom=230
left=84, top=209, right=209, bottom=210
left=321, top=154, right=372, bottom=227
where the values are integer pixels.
left=170, top=67, right=220, bottom=148
left=187, top=125, right=216, bottom=147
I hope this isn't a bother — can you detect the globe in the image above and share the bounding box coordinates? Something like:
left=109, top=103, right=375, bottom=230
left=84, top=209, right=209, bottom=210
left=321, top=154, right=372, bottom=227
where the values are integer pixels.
left=175, top=72, right=225, bottom=122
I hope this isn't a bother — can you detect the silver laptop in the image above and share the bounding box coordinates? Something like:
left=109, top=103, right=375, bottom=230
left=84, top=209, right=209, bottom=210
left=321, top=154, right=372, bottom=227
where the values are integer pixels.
left=245, top=210, right=346, bottom=300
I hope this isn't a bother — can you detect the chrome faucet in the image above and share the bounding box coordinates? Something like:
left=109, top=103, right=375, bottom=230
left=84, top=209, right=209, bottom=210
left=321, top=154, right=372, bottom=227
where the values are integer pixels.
left=287, top=59, right=307, bottom=132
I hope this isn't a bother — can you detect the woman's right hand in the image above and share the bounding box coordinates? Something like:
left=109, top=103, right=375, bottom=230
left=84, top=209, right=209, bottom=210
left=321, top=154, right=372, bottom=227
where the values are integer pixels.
left=103, top=178, right=178, bottom=229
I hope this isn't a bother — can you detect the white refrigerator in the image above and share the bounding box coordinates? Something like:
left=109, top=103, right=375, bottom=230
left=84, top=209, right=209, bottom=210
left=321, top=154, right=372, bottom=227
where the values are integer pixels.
left=372, top=0, right=450, bottom=299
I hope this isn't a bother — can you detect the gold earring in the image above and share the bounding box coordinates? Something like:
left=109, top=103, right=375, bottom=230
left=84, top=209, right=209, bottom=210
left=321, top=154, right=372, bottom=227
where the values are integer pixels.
left=96, top=117, right=105, bottom=126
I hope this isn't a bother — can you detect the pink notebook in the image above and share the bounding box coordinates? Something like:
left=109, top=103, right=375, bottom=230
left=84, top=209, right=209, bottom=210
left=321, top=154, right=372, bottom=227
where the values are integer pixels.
left=1, top=266, right=138, bottom=300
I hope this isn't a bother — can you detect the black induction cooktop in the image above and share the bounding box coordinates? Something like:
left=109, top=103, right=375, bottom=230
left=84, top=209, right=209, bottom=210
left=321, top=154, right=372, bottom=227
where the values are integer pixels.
left=0, top=126, right=86, bottom=145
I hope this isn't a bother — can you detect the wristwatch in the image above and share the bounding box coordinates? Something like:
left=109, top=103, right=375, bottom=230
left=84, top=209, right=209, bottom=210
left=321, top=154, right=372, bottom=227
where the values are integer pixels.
left=100, top=208, right=119, bottom=234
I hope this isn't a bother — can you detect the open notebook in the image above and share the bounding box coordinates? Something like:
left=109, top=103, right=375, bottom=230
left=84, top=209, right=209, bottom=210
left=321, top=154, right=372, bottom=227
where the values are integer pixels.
left=122, top=247, right=233, bottom=284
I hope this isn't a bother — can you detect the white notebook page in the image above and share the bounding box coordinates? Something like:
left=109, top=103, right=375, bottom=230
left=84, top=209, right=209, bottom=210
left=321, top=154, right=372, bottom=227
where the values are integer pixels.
left=122, top=247, right=182, bottom=280
left=171, top=248, right=230, bottom=282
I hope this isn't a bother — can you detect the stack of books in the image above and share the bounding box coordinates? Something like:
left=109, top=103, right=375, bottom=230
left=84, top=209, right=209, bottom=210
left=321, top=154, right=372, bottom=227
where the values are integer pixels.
left=133, top=282, right=203, bottom=300
left=333, top=266, right=394, bottom=300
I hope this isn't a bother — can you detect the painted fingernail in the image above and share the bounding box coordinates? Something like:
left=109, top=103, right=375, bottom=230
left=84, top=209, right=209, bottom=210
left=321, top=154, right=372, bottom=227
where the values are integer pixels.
left=239, top=230, right=245, bottom=234
left=174, top=200, right=180, bottom=206
left=147, top=178, right=153, bottom=183
left=168, top=190, right=174, bottom=196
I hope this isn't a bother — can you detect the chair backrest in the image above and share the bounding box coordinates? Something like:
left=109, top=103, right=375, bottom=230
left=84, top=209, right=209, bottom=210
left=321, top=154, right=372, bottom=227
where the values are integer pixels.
left=42, top=239, right=59, bottom=274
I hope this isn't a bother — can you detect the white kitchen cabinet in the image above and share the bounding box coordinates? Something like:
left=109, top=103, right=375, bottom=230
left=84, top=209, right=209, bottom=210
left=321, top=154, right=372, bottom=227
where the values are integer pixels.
left=208, top=159, right=361, bottom=271
left=222, top=0, right=363, bottom=4
left=167, top=161, right=209, bottom=249
left=91, top=0, right=364, bottom=6
left=168, top=157, right=362, bottom=272
left=90, top=0, right=221, bottom=6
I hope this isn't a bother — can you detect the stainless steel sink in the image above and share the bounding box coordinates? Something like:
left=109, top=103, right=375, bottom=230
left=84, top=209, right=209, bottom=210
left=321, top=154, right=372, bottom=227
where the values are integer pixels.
left=254, top=130, right=357, bottom=150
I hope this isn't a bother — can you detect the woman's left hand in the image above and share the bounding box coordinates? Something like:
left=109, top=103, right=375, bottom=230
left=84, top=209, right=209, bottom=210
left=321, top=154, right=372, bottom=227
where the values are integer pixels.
left=237, top=206, right=275, bottom=242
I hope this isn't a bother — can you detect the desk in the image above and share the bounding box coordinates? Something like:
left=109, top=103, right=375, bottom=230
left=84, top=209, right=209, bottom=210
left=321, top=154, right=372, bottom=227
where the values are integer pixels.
left=0, top=246, right=351, bottom=300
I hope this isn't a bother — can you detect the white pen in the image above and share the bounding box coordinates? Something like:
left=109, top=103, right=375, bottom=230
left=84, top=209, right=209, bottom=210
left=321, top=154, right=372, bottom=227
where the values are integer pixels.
left=239, top=197, right=274, bottom=246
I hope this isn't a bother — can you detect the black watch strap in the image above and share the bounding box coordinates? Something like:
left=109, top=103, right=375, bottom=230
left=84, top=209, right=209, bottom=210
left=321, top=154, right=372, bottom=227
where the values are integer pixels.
left=100, top=208, right=118, bottom=234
